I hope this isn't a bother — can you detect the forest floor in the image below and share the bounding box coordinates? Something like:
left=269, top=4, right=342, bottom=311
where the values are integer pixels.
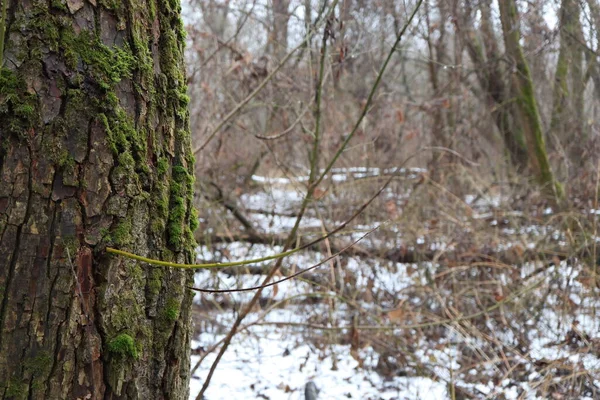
left=189, top=170, right=600, bottom=400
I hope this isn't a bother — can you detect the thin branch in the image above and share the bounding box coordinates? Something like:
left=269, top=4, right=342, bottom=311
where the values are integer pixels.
left=254, top=102, right=311, bottom=140
left=107, top=165, right=382, bottom=270
left=195, top=4, right=423, bottom=397
left=250, top=277, right=545, bottom=332
left=192, top=0, right=338, bottom=156
left=312, top=0, right=424, bottom=191
left=189, top=227, right=377, bottom=293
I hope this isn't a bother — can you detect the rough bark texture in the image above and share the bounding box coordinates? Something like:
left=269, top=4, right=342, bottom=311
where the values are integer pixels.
left=0, top=0, right=196, bottom=399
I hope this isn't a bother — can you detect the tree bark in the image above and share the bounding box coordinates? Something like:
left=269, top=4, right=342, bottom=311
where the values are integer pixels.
left=551, top=0, right=585, bottom=167
left=460, top=0, right=528, bottom=170
left=586, top=0, right=600, bottom=103
left=498, top=0, right=563, bottom=199
left=268, top=0, right=290, bottom=61
left=0, top=0, right=196, bottom=399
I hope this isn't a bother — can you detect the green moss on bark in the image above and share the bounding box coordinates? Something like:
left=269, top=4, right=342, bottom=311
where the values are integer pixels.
left=112, top=219, right=132, bottom=245
left=147, top=267, right=165, bottom=297
left=0, top=68, right=40, bottom=136
left=63, top=31, right=136, bottom=88
left=157, top=157, right=169, bottom=175
left=23, top=352, right=52, bottom=376
left=163, top=297, right=180, bottom=321
left=189, top=207, right=199, bottom=232
left=107, top=334, right=138, bottom=359
left=5, top=377, right=26, bottom=398
left=167, top=165, right=195, bottom=248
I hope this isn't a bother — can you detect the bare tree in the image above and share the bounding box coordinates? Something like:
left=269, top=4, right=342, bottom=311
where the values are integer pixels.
left=498, top=0, right=562, bottom=197
left=551, top=0, right=585, bottom=167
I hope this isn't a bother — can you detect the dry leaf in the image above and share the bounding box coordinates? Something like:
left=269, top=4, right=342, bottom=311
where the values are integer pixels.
left=494, top=287, right=505, bottom=302
left=385, top=200, right=398, bottom=219
left=404, top=130, right=418, bottom=141
left=386, top=307, right=405, bottom=323
left=577, top=275, right=599, bottom=289
left=552, top=255, right=561, bottom=266
left=395, top=109, right=405, bottom=124
left=512, top=244, right=525, bottom=259
left=313, top=188, right=327, bottom=200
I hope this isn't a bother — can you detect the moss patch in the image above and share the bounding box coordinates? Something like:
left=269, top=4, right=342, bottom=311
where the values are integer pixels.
left=112, top=219, right=132, bottom=246
left=147, top=267, right=164, bottom=297
left=62, top=30, right=135, bottom=89
left=5, top=377, right=27, bottom=398
left=157, top=157, right=169, bottom=175
left=189, top=206, right=199, bottom=232
left=107, top=333, right=138, bottom=359
left=167, top=165, right=194, bottom=248
left=23, top=352, right=52, bottom=377
left=163, top=297, right=180, bottom=322
left=0, top=68, right=40, bottom=137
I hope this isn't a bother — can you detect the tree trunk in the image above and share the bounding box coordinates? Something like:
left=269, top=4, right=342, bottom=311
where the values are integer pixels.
left=459, top=0, right=528, bottom=170
left=586, top=0, right=600, bottom=103
left=0, top=0, right=196, bottom=399
left=268, top=0, right=290, bottom=61
left=498, top=0, right=563, bottom=199
left=551, top=0, right=585, bottom=168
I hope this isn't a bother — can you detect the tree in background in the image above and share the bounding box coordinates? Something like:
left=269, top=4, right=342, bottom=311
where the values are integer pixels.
left=460, top=0, right=528, bottom=171
left=184, top=1, right=600, bottom=398
left=499, top=0, right=562, bottom=198
left=186, top=0, right=593, bottom=206
left=551, top=0, right=585, bottom=168
left=0, top=0, right=196, bottom=398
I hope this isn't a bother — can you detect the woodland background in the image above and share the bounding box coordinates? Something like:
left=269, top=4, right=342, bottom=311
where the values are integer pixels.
left=183, top=0, right=600, bottom=399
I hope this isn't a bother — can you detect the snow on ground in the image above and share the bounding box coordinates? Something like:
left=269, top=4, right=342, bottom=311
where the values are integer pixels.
left=250, top=168, right=425, bottom=186
left=190, top=168, right=600, bottom=399
left=190, top=309, right=448, bottom=400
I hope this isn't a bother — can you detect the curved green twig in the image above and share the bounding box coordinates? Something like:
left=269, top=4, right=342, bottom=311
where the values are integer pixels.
left=105, top=161, right=386, bottom=270
left=106, top=243, right=308, bottom=269
left=188, top=227, right=376, bottom=292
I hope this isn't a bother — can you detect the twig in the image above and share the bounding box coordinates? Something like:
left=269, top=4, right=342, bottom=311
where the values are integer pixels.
left=249, top=277, right=544, bottom=332
left=192, top=0, right=338, bottom=155
left=254, top=102, right=311, bottom=140
left=189, top=227, right=377, bottom=293
left=312, top=0, right=424, bottom=191
left=195, top=4, right=423, bottom=397
left=108, top=171, right=381, bottom=270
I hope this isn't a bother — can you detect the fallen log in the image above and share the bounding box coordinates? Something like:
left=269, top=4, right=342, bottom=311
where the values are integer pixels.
left=195, top=231, right=598, bottom=272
